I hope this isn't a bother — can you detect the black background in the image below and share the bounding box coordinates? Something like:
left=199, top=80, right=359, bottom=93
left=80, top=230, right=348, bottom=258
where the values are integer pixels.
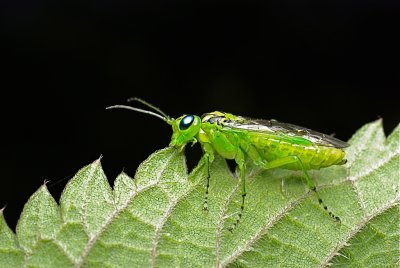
left=2, top=0, right=399, bottom=230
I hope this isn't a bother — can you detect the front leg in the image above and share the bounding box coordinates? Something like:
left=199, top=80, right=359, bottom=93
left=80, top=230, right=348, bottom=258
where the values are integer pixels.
left=202, top=143, right=215, bottom=211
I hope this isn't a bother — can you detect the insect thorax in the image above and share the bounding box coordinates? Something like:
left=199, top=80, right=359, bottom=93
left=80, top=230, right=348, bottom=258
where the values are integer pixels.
left=201, top=111, right=241, bottom=125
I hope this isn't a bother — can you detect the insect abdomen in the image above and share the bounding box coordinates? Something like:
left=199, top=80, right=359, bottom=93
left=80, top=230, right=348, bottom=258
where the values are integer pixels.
left=248, top=135, right=346, bottom=170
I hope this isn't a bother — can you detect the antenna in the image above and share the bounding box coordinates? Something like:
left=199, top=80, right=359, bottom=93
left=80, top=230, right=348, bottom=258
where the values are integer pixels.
left=106, top=105, right=167, bottom=122
left=127, top=97, right=170, bottom=120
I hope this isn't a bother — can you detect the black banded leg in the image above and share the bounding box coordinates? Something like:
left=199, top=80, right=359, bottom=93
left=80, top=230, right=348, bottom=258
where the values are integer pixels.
left=203, top=153, right=210, bottom=211
left=257, top=155, right=340, bottom=222
left=228, top=150, right=246, bottom=232
left=202, top=144, right=215, bottom=211
left=296, top=159, right=341, bottom=222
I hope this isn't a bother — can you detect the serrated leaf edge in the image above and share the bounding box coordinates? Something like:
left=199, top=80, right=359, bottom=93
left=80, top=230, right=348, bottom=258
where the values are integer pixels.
left=75, top=150, right=178, bottom=267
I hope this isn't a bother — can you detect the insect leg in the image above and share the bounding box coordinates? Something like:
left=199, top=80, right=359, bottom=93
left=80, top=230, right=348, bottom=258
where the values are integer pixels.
left=202, top=143, right=215, bottom=211
left=228, top=149, right=246, bottom=232
left=257, top=156, right=340, bottom=222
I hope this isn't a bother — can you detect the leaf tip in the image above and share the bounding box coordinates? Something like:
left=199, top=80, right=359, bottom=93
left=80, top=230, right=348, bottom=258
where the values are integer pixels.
left=119, top=170, right=128, bottom=177
left=39, top=182, right=50, bottom=192
left=371, top=118, right=383, bottom=128
left=91, top=156, right=103, bottom=168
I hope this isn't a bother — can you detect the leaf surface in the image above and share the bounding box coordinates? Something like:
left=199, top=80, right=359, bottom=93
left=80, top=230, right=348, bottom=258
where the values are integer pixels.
left=1, top=120, right=399, bottom=267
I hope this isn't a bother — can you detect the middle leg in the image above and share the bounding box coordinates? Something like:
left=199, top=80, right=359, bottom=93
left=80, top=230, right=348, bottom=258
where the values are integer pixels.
left=228, top=148, right=247, bottom=232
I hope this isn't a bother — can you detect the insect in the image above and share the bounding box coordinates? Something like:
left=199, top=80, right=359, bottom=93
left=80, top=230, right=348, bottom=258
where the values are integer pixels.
left=107, top=98, right=348, bottom=231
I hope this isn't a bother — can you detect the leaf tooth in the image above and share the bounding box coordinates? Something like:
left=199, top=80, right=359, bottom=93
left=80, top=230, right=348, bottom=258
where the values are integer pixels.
left=16, top=184, right=62, bottom=252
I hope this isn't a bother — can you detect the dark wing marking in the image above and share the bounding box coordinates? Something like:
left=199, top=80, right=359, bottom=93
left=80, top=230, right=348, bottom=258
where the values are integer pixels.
left=224, top=116, right=349, bottom=148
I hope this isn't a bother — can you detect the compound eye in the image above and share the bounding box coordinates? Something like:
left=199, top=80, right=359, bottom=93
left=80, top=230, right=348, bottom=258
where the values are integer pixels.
left=179, top=115, right=194, bottom=130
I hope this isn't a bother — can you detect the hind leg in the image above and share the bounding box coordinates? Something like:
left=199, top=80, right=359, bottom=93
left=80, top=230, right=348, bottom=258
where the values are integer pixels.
left=242, top=143, right=340, bottom=222
left=228, top=149, right=247, bottom=232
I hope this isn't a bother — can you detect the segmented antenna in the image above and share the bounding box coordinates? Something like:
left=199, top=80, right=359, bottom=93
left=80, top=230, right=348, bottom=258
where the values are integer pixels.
left=127, top=97, right=170, bottom=120
left=106, top=98, right=171, bottom=122
left=106, top=105, right=167, bottom=121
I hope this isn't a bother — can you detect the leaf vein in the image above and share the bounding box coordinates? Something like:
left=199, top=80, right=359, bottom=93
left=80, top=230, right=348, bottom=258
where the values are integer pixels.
left=75, top=151, right=177, bottom=267
left=215, top=182, right=240, bottom=268
left=150, top=164, right=210, bottom=267
left=80, top=160, right=100, bottom=236
left=149, top=197, right=180, bottom=268
left=220, top=191, right=312, bottom=267
left=320, top=200, right=399, bottom=267
left=348, top=150, right=399, bottom=182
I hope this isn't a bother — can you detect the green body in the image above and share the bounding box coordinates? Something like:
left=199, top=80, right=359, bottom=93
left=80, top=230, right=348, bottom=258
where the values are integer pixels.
left=195, top=112, right=346, bottom=171
left=170, top=111, right=346, bottom=172
left=108, top=99, right=348, bottom=231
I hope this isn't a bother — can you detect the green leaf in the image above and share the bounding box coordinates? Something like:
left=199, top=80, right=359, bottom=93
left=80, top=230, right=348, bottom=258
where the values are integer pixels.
left=0, top=209, right=24, bottom=268
left=2, top=120, right=399, bottom=267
